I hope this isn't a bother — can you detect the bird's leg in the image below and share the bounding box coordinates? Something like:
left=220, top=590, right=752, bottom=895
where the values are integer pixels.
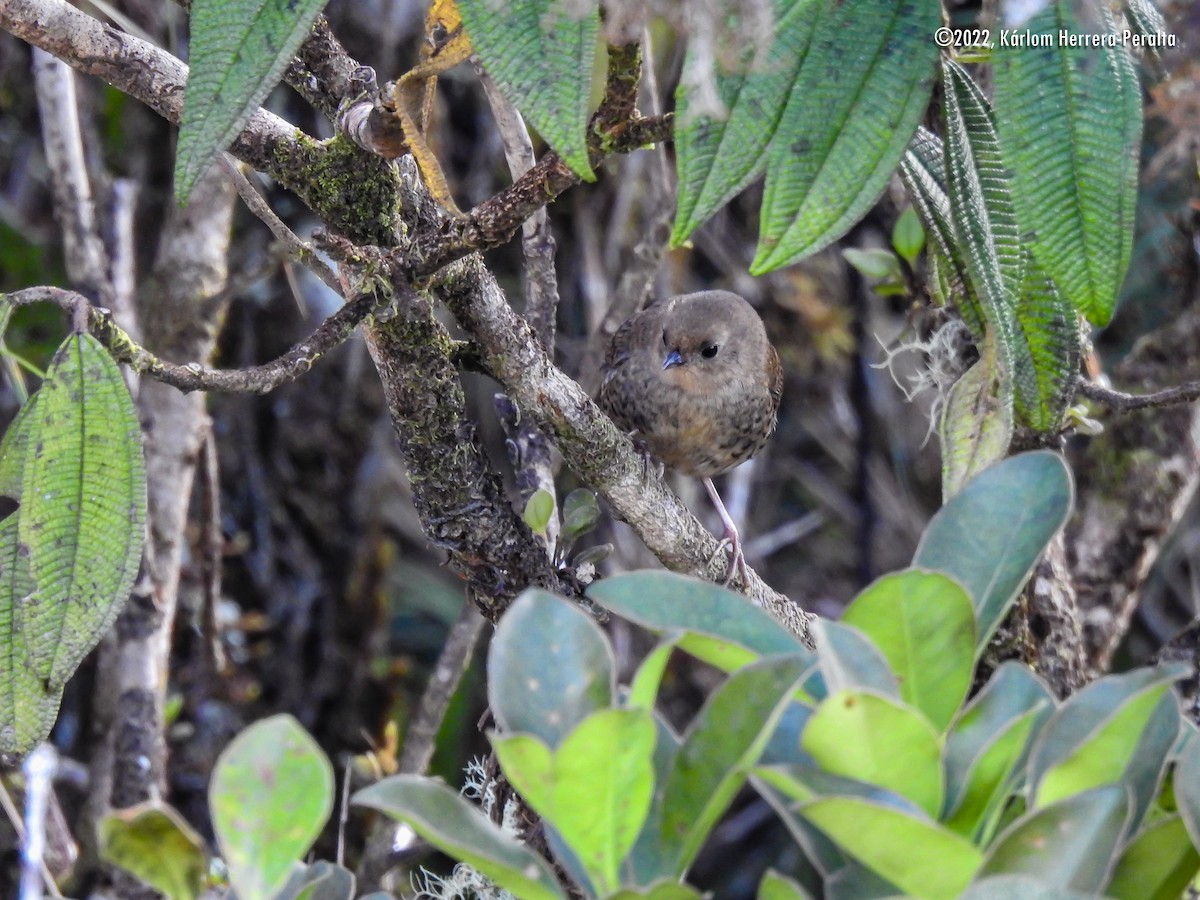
left=703, top=477, right=749, bottom=587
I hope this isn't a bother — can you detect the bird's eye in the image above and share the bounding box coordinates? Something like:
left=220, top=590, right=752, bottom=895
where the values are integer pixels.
left=701, top=343, right=719, bottom=359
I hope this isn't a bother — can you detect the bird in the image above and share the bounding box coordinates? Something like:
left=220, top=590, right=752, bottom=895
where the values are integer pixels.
left=599, top=290, right=783, bottom=587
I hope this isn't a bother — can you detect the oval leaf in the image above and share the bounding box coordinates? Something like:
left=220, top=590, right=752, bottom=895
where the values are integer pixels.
left=210, top=714, right=334, bottom=900
left=99, top=801, right=208, bottom=900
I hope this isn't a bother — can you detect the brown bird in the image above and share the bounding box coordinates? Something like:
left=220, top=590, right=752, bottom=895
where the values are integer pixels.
left=599, top=290, right=783, bottom=586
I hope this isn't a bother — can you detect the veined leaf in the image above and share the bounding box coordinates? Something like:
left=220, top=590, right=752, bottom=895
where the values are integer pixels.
left=18, top=333, right=145, bottom=692
left=940, top=348, right=1013, bottom=500
left=1010, top=255, right=1081, bottom=432
left=672, top=0, right=819, bottom=244
left=751, top=0, right=938, bottom=271
left=458, top=0, right=599, bottom=180
left=993, top=1, right=1142, bottom=325
left=177, top=0, right=329, bottom=202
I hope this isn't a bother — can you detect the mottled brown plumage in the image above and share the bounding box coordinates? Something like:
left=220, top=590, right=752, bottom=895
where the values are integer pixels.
left=599, top=290, right=782, bottom=584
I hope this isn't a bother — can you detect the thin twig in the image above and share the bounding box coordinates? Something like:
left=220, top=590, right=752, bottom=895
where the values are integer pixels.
left=0, top=777, right=62, bottom=899
left=1076, top=377, right=1200, bottom=411
left=218, top=154, right=344, bottom=297
left=3, top=286, right=387, bottom=394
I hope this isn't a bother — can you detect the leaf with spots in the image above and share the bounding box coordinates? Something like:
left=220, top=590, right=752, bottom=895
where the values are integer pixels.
left=210, top=714, right=334, bottom=900
left=18, top=333, right=145, bottom=692
left=175, top=0, right=331, bottom=202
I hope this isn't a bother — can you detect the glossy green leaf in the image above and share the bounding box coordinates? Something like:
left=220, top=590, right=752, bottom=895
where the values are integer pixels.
left=492, top=708, right=655, bottom=895
left=587, top=571, right=812, bottom=672
left=98, top=802, right=207, bottom=900
left=759, top=868, right=815, bottom=900
left=760, top=702, right=816, bottom=767
left=622, top=711, right=682, bottom=886
left=0, top=396, right=61, bottom=756
left=18, top=333, right=145, bottom=691
left=813, top=620, right=899, bottom=700
left=353, top=775, right=566, bottom=900
left=977, top=786, right=1128, bottom=893
left=672, top=0, right=817, bottom=244
left=1105, top=814, right=1200, bottom=900
left=276, top=861, right=356, bottom=900
left=627, top=636, right=678, bottom=711
left=944, top=663, right=1054, bottom=840
left=958, top=876, right=1097, bottom=900
left=177, top=0, right=329, bottom=202
left=842, top=569, right=975, bottom=733
left=488, top=589, right=615, bottom=747
left=799, top=797, right=982, bottom=899
left=751, top=0, right=938, bottom=270
left=754, top=774, right=849, bottom=878
left=656, top=655, right=811, bottom=877
left=210, top=714, right=334, bottom=900
left=914, top=451, right=1073, bottom=648
left=1031, top=667, right=1182, bottom=829
left=458, top=0, right=599, bottom=180
left=523, top=488, right=555, bottom=535
left=939, top=352, right=1013, bottom=500
left=802, top=690, right=943, bottom=818
left=994, top=2, right=1141, bottom=325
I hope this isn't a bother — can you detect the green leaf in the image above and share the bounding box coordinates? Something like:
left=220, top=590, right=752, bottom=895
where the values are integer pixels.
left=977, top=786, right=1128, bottom=893
left=177, top=0, right=329, bottom=202
left=609, top=882, right=704, bottom=900
left=209, top=714, right=334, bottom=900
left=892, top=207, right=925, bottom=267
left=753, top=774, right=849, bottom=878
left=523, top=488, right=555, bottom=535
left=0, top=395, right=62, bottom=756
left=813, top=620, right=899, bottom=700
left=939, top=352, right=1013, bottom=500
left=492, top=708, right=656, bottom=895
left=282, top=862, right=356, bottom=900
left=943, top=663, right=1054, bottom=840
left=759, top=868, right=815, bottom=900
left=488, top=589, right=615, bottom=747
left=959, top=875, right=1098, bottom=900
left=1176, top=728, right=1200, bottom=848
left=841, top=569, right=976, bottom=733
left=914, top=450, right=1074, bottom=648
left=798, top=797, right=982, bottom=899
left=751, top=0, right=938, bottom=271
left=671, top=0, right=818, bottom=244
left=802, top=690, right=943, bottom=818
left=842, top=248, right=903, bottom=282
left=993, top=2, right=1141, bottom=325
left=353, top=775, right=566, bottom=900
left=98, top=802, right=208, bottom=900
left=560, top=489, right=600, bottom=541
left=1105, top=815, right=1200, bottom=900
left=458, top=0, right=599, bottom=180
left=1009, top=255, right=1081, bottom=432
left=1031, top=666, right=1183, bottom=828
left=587, top=571, right=811, bottom=673
left=18, top=333, right=146, bottom=691
left=656, top=655, right=811, bottom=877
left=628, top=636, right=678, bottom=711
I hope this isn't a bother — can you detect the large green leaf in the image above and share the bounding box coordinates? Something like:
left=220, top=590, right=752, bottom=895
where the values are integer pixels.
left=976, top=786, right=1128, bottom=893
left=18, top=333, right=145, bottom=692
left=914, top=451, right=1073, bottom=648
left=0, top=396, right=61, bottom=756
left=841, top=570, right=975, bottom=733
left=492, top=708, right=656, bottom=895
left=750, top=0, right=938, bottom=271
left=177, top=0, right=330, bottom=202
left=458, top=0, right=599, bottom=180
left=802, top=690, right=944, bottom=818
left=1009, top=255, right=1081, bottom=432
left=812, top=619, right=899, bottom=700
left=993, top=2, right=1141, bottom=325
left=672, top=0, right=818, bottom=243
left=587, top=572, right=812, bottom=674
left=99, top=802, right=208, bottom=900
left=655, top=655, right=811, bottom=878
left=939, top=351, right=1013, bottom=500
left=1176, top=727, right=1200, bottom=849
left=1105, top=815, right=1200, bottom=900
left=488, top=589, right=615, bottom=748
left=210, top=714, right=334, bottom=900
left=798, top=797, right=982, bottom=899
left=353, top=776, right=566, bottom=900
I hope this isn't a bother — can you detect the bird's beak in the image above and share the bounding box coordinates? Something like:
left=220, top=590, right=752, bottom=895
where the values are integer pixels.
left=662, top=349, right=685, bottom=370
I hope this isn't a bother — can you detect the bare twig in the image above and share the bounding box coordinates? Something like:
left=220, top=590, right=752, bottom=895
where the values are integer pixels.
left=1077, top=377, right=1200, bottom=411
left=3, top=286, right=387, bottom=394
left=218, top=154, right=343, bottom=297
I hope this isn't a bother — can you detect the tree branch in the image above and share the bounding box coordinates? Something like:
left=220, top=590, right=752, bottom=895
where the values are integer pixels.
left=1077, top=377, right=1200, bottom=411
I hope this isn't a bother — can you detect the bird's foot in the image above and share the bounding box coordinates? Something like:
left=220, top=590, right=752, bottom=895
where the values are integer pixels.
left=631, top=437, right=665, bottom=482
left=706, top=537, right=748, bottom=587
